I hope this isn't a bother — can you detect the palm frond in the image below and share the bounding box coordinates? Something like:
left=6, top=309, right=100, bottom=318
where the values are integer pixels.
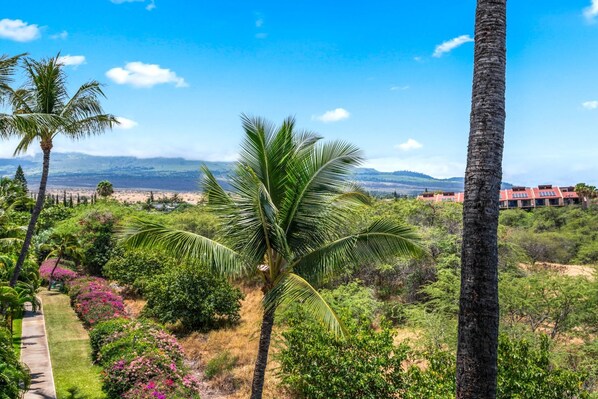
left=280, top=140, right=364, bottom=249
left=292, top=219, right=424, bottom=284
left=121, top=219, right=249, bottom=277
left=265, top=272, right=346, bottom=337
left=200, top=165, right=233, bottom=208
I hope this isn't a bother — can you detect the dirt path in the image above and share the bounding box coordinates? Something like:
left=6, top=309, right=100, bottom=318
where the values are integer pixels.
left=520, top=262, right=596, bottom=279
left=20, top=300, right=57, bottom=399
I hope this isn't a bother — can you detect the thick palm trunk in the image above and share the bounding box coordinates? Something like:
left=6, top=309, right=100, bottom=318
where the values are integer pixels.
left=10, top=147, right=51, bottom=287
left=250, top=306, right=275, bottom=399
left=457, top=1, right=507, bottom=398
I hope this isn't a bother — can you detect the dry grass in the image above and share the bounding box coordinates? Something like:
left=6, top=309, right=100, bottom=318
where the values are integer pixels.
left=179, top=286, right=290, bottom=399
left=520, top=262, right=596, bottom=279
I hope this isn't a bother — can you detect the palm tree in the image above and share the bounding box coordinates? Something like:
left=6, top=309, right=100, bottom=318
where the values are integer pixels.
left=575, top=183, right=597, bottom=210
left=6, top=55, right=117, bottom=287
left=124, top=115, right=423, bottom=399
left=96, top=180, right=114, bottom=198
left=457, top=1, right=507, bottom=398
left=41, top=232, right=83, bottom=289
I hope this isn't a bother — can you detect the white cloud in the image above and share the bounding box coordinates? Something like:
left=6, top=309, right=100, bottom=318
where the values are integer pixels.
left=582, top=100, right=598, bottom=109
left=57, top=55, right=86, bottom=67
left=256, top=18, right=264, bottom=28
left=110, top=0, right=155, bottom=11
left=0, top=19, right=41, bottom=42
left=114, top=117, right=138, bottom=129
left=395, top=138, right=423, bottom=151
left=390, top=85, right=409, bottom=91
left=364, top=156, right=464, bottom=178
left=433, top=34, right=474, bottom=57
left=255, top=32, right=268, bottom=39
left=313, top=108, right=350, bottom=123
left=106, top=62, right=187, bottom=88
left=50, top=31, right=68, bottom=40
left=584, top=0, right=598, bottom=21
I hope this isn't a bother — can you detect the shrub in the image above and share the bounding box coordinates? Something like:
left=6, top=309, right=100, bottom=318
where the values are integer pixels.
left=142, top=264, right=243, bottom=331
left=96, top=321, right=183, bottom=367
left=39, top=259, right=78, bottom=283
left=89, top=317, right=131, bottom=359
left=402, top=335, right=591, bottom=399
left=122, top=378, right=202, bottom=399
left=0, top=327, right=31, bottom=399
left=278, top=309, right=407, bottom=399
left=67, top=277, right=126, bottom=327
left=103, top=247, right=173, bottom=289
left=79, top=211, right=117, bottom=276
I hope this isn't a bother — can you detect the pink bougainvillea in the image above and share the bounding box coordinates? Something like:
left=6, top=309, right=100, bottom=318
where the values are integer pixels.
left=56, top=270, right=200, bottom=398
left=39, top=259, right=78, bottom=283
left=67, top=277, right=126, bottom=327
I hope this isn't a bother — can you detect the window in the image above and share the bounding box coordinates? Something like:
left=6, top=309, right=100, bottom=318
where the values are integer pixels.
left=539, top=191, right=556, bottom=197
left=512, top=193, right=528, bottom=198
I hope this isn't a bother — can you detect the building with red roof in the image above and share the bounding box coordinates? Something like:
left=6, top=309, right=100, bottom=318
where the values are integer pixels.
left=418, top=185, right=579, bottom=209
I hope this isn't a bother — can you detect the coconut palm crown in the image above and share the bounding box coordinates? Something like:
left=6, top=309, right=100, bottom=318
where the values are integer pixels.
left=123, top=115, right=423, bottom=399
left=6, top=54, right=117, bottom=286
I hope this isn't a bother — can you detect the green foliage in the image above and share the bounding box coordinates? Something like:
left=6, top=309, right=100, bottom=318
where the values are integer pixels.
left=278, top=309, right=408, bottom=399
left=500, top=272, right=598, bottom=338
left=142, top=264, right=244, bottom=331
left=79, top=211, right=117, bottom=275
left=204, top=351, right=238, bottom=379
left=96, top=180, right=114, bottom=198
left=0, top=327, right=31, bottom=398
left=320, top=281, right=382, bottom=322
left=13, top=166, right=27, bottom=192
left=89, top=317, right=131, bottom=359
left=103, top=247, right=174, bottom=289
left=402, top=335, right=590, bottom=399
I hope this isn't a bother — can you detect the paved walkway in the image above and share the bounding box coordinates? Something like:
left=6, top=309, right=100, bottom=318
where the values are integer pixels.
left=20, top=300, right=57, bottom=399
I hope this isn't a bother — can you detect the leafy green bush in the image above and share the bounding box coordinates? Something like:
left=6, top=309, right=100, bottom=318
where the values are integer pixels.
left=0, top=327, right=31, bottom=398
left=278, top=309, right=407, bottom=399
left=79, top=211, right=117, bottom=276
left=142, top=264, right=243, bottom=331
left=321, top=281, right=382, bottom=322
left=204, top=350, right=238, bottom=379
left=89, top=317, right=131, bottom=359
left=402, top=335, right=590, bottom=399
left=103, top=247, right=173, bottom=289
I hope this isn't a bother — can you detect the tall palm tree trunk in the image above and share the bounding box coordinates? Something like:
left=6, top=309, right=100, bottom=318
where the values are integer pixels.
left=10, top=145, right=51, bottom=287
left=250, top=306, right=276, bottom=399
left=457, top=1, right=507, bottom=398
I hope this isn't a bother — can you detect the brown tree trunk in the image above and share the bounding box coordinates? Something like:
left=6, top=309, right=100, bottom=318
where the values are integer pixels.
left=10, top=145, right=51, bottom=287
left=457, top=1, right=507, bottom=398
left=48, top=255, right=62, bottom=290
left=250, top=306, right=275, bottom=399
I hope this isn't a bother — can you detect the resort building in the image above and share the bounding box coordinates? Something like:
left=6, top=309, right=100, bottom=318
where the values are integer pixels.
left=418, top=185, right=580, bottom=209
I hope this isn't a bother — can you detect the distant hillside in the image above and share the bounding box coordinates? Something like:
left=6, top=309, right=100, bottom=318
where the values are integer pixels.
left=0, top=152, right=510, bottom=195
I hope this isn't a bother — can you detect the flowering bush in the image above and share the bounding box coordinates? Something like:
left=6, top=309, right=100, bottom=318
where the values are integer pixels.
left=96, top=320, right=184, bottom=367
left=39, top=259, right=78, bottom=283
left=122, top=377, right=202, bottom=399
left=102, top=354, right=200, bottom=399
left=64, top=274, right=201, bottom=398
left=67, top=277, right=126, bottom=327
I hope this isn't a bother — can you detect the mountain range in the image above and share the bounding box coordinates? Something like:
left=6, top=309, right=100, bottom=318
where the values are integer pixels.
left=0, top=152, right=511, bottom=195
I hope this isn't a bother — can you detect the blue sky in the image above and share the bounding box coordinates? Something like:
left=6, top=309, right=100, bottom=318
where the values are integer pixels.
left=1, top=0, right=597, bottom=185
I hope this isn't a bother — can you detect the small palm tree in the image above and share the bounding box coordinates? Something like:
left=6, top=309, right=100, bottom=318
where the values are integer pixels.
left=124, top=115, right=423, bottom=399
left=96, top=180, right=114, bottom=198
left=42, top=233, right=83, bottom=289
left=5, top=55, right=117, bottom=286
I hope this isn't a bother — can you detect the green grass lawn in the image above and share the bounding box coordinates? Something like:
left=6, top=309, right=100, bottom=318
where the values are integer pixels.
left=12, top=316, right=22, bottom=357
left=40, top=290, right=106, bottom=399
